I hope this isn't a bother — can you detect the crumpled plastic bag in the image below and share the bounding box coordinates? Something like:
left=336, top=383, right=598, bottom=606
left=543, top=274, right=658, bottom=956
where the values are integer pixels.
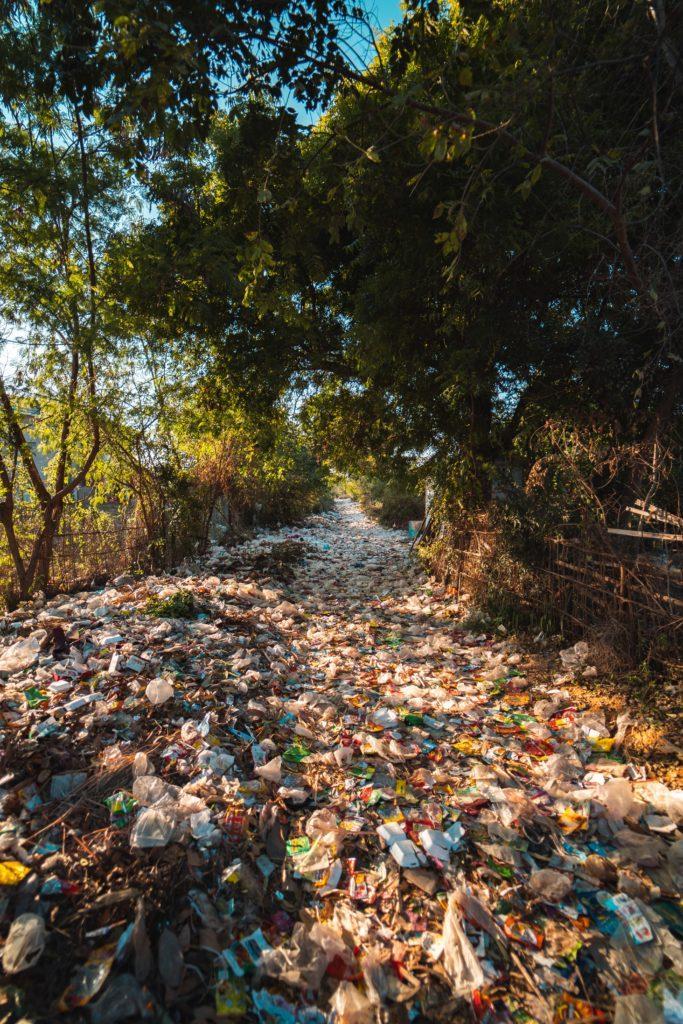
left=259, top=922, right=351, bottom=990
left=145, top=678, right=174, bottom=705
left=306, top=808, right=346, bottom=855
left=559, top=640, right=590, bottom=674
left=613, top=993, right=664, bottom=1024
left=0, top=631, right=45, bottom=673
left=593, top=779, right=643, bottom=821
left=442, top=892, right=484, bottom=996
left=90, top=973, right=155, bottom=1023
left=360, top=949, right=388, bottom=1006
left=529, top=868, right=573, bottom=903
left=158, top=928, right=184, bottom=989
left=130, top=808, right=175, bottom=849
left=255, top=756, right=282, bottom=783
left=613, top=827, right=664, bottom=867
left=2, top=913, right=46, bottom=973
left=453, top=887, right=505, bottom=944
left=329, top=981, right=373, bottom=1024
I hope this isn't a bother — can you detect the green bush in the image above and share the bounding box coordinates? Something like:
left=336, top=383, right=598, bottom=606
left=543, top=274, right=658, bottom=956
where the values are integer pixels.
left=342, top=475, right=424, bottom=528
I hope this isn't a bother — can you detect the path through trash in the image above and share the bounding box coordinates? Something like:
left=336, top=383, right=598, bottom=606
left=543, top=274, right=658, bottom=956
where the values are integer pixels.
left=0, top=499, right=681, bottom=1022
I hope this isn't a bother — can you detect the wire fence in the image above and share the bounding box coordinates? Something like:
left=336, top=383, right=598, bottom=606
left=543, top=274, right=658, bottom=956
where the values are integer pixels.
left=0, top=520, right=152, bottom=606
left=50, top=522, right=152, bottom=590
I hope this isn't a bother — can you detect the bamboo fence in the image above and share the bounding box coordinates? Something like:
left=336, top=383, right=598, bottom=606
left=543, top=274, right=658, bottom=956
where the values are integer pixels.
left=446, top=521, right=683, bottom=658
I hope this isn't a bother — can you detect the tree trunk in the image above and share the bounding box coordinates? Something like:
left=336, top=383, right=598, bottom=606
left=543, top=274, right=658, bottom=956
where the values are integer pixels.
left=469, top=382, right=494, bottom=505
left=22, top=501, right=63, bottom=599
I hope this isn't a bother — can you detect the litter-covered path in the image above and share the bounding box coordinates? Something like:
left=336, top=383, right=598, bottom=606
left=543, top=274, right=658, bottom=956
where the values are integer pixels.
left=0, top=500, right=681, bottom=1022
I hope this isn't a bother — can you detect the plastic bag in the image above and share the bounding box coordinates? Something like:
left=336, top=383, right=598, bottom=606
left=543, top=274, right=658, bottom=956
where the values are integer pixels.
left=57, top=944, right=117, bottom=1011
left=145, top=678, right=174, bottom=705
left=529, top=868, right=573, bottom=903
left=306, top=809, right=345, bottom=854
left=453, top=888, right=505, bottom=944
left=360, top=949, right=388, bottom=1006
left=132, top=775, right=175, bottom=806
left=559, top=641, right=590, bottom=673
left=260, top=922, right=344, bottom=990
left=329, top=981, right=373, bottom=1024
left=89, top=973, right=154, bottom=1024
left=158, top=928, right=184, bottom=988
left=2, top=913, right=46, bottom=973
left=132, top=752, right=153, bottom=778
left=0, top=631, right=45, bottom=673
left=50, top=771, right=87, bottom=800
left=442, top=892, right=484, bottom=996
left=130, top=808, right=175, bottom=849
left=255, top=756, right=282, bottom=783
left=197, top=748, right=235, bottom=775
left=613, top=993, right=664, bottom=1024
left=594, top=779, right=642, bottom=820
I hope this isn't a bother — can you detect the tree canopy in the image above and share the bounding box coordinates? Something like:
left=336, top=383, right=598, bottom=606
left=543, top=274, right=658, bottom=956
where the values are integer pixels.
left=0, top=0, right=681, bottom=602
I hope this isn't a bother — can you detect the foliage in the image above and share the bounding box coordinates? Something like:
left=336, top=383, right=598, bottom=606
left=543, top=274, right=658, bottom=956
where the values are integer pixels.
left=342, top=476, right=424, bottom=528
left=282, top=0, right=681, bottom=557
left=0, top=0, right=355, bottom=152
left=0, top=2, right=341, bottom=603
left=145, top=590, right=198, bottom=619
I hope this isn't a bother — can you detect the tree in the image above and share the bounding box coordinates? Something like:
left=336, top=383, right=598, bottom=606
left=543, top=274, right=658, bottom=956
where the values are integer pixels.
left=0, top=0, right=356, bottom=601
left=0, top=50, right=129, bottom=599
left=364, top=0, right=682, bottom=463
left=0, top=0, right=359, bottom=153
left=290, top=0, right=682, bottom=512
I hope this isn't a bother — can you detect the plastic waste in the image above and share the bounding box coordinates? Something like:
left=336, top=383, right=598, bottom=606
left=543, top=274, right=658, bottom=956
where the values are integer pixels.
left=260, top=922, right=347, bottom=990
left=559, top=640, right=590, bottom=674
left=50, top=771, right=87, bottom=800
left=89, top=974, right=153, bottom=1024
left=255, top=756, right=282, bottom=783
left=0, top=631, right=45, bottom=673
left=529, top=868, right=573, bottom=903
left=1, top=498, right=681, bottom=1022
left=442, top=892, right=484, bottom=996
left=419, top=828, right=454, bottom=861
left=2, top=913, right=46, bottom=973
left=613, top=993, right=664, bottom=1024
left=0, top=861, right=31, bottom=886
left=360, top=950, right=388, bottom=1006
left=329, top=981, right=374, bottom=1024
left=594, top=778, right=643, bottom=820
left=158, top=928, right=184, bottom=988
left=132, top=752, right=153, bottom=778
left=390, top=839, right=423, bottom=868
left=130, top=808, right=175, bottom=849
left=58, top=944, right=117, bottom=1011
left=145, top=677, right=174, bottom=705
left=132, top=775, right=176, bottom=806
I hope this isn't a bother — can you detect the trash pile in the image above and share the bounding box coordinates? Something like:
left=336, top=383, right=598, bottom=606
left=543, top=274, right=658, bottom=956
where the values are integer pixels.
left=0, top=498, right=680, bottom=1022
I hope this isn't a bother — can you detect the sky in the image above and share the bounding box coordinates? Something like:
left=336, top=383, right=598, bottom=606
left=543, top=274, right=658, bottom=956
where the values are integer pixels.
left=292, top=0, right=404, bottom=124
left=373, top=0, right=404, bottom=28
